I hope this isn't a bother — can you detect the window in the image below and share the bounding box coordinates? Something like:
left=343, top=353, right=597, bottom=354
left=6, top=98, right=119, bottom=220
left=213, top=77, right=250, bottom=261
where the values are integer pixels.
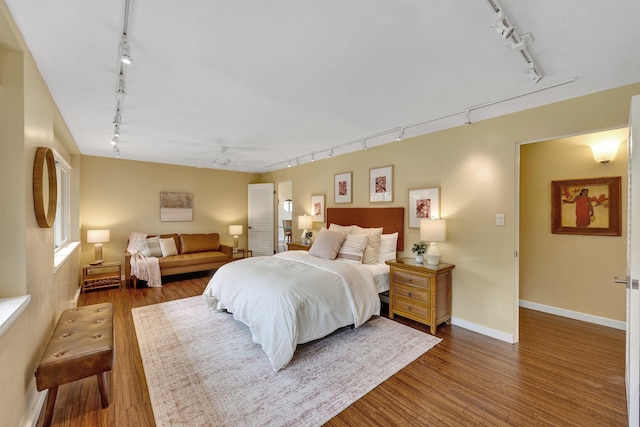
left=54, top=152, right=71, bottom=249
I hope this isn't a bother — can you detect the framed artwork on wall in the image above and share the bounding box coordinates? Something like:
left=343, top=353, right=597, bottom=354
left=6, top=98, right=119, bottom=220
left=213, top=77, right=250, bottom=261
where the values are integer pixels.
left=311, top=194, right=325, bottom=223
left=160, top=191, right=193, bottom=221
left=408, top=187, right=441, bottom=228
left=369, top=165, right=393, bottom=202
left=334, top=172, right=352, bottom=204
left=551, top=176, right=621, bottom=236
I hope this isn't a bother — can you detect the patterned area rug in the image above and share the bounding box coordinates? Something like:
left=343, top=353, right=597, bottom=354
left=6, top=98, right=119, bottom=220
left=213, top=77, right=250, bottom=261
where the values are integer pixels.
left=132, top=296, right=441, bottom=426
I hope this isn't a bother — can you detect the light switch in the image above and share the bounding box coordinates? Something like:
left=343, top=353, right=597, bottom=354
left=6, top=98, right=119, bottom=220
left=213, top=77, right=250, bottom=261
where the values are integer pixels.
left=496, top=214, right=505, bottom=226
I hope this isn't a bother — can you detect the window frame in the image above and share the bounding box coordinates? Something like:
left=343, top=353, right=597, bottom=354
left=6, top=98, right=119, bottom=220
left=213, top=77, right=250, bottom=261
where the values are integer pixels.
left=53, top=150, right=71, bottom=250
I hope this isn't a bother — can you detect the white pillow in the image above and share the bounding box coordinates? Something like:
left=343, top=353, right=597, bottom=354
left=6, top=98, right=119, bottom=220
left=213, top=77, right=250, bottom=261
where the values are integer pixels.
left=351, top=226, right=383, bottom=265
left=137, top=236, right=163, bottom=257
left=159, top=237, right=178, bottom=257
left=308, top=228, right=347, bottom=260
left=329, top=223, right=354, bottom=234
left=377, top=232, right=398, bottom=263
left=336, top=234, right=368, bottom=264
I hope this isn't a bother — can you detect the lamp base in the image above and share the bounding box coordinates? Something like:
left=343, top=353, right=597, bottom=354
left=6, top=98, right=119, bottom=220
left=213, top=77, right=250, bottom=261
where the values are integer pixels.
left=425, top=242, right=441, bottom=266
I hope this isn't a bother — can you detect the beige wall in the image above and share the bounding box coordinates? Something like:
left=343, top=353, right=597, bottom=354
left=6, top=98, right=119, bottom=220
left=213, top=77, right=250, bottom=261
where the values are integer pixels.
left=262, top=83, right=640, bottom=338
left=0, top=2, right=82, bottom=426
left=520, top=128, right=628, bottom=321
left=79, top=156, right=260, bottom=265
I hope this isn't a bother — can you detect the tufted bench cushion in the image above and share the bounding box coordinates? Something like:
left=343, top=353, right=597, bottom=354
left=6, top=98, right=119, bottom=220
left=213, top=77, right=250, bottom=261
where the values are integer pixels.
left=35, top=303, right=114, bottom=427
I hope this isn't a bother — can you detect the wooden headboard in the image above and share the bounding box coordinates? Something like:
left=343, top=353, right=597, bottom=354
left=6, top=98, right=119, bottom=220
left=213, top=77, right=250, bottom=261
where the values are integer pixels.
left=326, top=207, right=404, bottom=251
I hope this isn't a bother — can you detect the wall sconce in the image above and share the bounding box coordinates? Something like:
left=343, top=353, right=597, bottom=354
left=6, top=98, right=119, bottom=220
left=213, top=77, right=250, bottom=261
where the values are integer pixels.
left=229, top=225, right=243, bottom=252
left=420, top=219, right=446, bottom=266
left=87, top=229, right=110, bottom=264
left=591, top=140, right=620, bottom=164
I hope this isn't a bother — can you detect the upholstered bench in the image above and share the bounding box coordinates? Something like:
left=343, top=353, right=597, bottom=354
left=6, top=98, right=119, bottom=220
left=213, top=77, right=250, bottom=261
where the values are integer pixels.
left=35, top=303, right=114, bottom=427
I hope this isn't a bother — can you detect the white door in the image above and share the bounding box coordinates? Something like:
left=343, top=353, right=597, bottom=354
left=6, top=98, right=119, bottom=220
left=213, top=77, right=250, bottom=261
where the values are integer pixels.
left=625, top=95, right=640, bottom=426
left=248, top=183, right=274, bottom=256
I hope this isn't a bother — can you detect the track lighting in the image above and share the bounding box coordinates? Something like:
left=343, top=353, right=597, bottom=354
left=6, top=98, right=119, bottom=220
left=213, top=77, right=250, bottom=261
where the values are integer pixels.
left=464, top=111, right=472, bottom=126
left=113, top=110, right=121, bottom=125
left=328, top=148, right=334, bottom=158
left=116, top=75, right=127, bottom=95
left=296, top=158, right=300, bottom=166
left=111, top=136, right=118, bottom=146
left=397, top=128, right=405, bottom=141
left=525, top=63, right=542, bottom=83
left=287, top=160, right=292, bottom=167
left=113, top=146, right=121, bottom=158
left=362, top=139, right=368, bottom=150
left=114, top=125, right=120, bottom=138
left=119, top=36, right=132, bottom=65
left=493, top=11, right=514, bottom=39
left=311, top=153, right=315, bottom=162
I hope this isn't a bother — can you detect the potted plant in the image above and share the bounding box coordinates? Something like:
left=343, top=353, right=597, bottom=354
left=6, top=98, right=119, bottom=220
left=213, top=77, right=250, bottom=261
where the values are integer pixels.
left=304, top=231, right=313, bottom=245
left=412, top=241, right=428, bottom=264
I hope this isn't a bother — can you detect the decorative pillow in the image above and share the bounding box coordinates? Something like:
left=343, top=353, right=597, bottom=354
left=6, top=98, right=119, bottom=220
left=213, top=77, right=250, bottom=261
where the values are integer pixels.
left=336, top=234, right=368, bottom=263
left=351, top=226, right=383, bottom=265
left=137, top=236, right=163, bottom=257
left=159, top=237, right=178, bottom=257
left=377, top=232, right=399, bottom=263
left=308, top=228, right=347, bottom=260
left=328, top=223, right=354, bottom=234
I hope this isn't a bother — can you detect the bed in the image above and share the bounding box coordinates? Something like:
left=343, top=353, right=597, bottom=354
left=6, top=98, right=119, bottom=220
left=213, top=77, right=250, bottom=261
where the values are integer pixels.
left=203, top=207, right=404, bottom=371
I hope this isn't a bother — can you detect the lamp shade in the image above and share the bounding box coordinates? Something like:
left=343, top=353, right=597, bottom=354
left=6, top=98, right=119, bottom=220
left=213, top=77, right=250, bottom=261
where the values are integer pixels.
left=298, top=215, right=313, bottom=230
left=87, top=229, right=110, bottom=243
left=591, top=140, right=620, bottom=164
left=229, top=224, right=243, bottom=236
left=420, top=219, right=446, bottom=242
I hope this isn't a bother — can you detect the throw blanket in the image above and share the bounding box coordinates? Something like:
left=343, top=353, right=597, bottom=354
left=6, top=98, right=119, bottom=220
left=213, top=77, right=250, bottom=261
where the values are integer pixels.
left=203, top=251, right=380, bottom=371
left=128, top=232, right=162, bottom=288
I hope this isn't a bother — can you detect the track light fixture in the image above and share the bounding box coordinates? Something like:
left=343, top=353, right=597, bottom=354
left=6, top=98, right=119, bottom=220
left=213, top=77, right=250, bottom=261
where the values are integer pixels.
left=119, top=35, right=132, bottom=65
left=113, top=146, right=121, bottom=158
left=464, top=111, right=472, bottom=126
left=113, top=125, right=120, bottom=138
left=311, top=152, right=315, bottom=162
left=493, top=11, right=514, bottom=39
left=525, top=63, right=542, bottom=83
left=111, top=136, right=118, bottom=146
left=397, top=128, right=405, bottom=141
left=362, top=139, right=368, bottom=150
left=296, top=158, right=300, bottom=166
left=116, top=75, right=127, bottom=95
left=287, top=159, right=292, bottom=167
left=328, top=148, right=334, bottom=158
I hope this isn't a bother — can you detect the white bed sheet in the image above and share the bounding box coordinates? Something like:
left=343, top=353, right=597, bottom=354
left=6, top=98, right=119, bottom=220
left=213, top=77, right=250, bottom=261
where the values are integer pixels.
left=203, top=251, right=381, bottom=371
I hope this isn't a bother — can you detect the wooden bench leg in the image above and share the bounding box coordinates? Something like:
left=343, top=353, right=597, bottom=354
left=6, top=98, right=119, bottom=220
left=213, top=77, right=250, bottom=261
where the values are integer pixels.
left=42, top=386, right=58, bottom=427
left=97, top=372, right=109, bottom=408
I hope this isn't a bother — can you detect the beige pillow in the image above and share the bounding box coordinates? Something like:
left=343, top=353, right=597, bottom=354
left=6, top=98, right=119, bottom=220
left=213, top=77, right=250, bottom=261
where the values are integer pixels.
left=336, top=234, right=368, bottom=263
left=377, top=232, right=398, bottom=263
left=351, top=226, right=383, bottom=265
left=137, top=236, right=163, bottom=257
left=308, top=228, right=347, bottom=260
left=159, top=237, right=178, bottom=257
left=328, top=223, right=354, bottom=234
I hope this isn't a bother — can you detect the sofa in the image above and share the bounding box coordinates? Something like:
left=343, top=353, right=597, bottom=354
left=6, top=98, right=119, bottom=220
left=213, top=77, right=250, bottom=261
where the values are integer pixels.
left=124, top=233, right=233, bottom=287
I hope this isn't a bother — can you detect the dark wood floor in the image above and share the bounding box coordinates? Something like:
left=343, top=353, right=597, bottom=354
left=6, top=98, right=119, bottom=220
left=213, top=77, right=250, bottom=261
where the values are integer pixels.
left=38, top=272, right=627, bottom=426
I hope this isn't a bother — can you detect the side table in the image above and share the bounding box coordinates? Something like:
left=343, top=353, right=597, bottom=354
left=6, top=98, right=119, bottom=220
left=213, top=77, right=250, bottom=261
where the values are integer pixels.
left=286, top=242, right=312, bottom=251
left=81, top=262, right=122, bottom=293
left=233, top=248, right=253, bottom=259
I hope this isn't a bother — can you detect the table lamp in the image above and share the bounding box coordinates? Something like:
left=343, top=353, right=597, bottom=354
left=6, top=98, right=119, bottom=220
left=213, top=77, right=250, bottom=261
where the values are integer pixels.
left=298, top=215, right=313, bottom=242
left=420, top=219, right=446, bottom=266
left=87, top=229, right=110, bottom=264
left=229, top=224, right=243, bottom=253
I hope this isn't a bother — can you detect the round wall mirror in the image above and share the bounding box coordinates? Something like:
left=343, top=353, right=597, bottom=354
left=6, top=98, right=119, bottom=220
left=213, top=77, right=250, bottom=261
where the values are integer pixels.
left=33, top=147, right=57, bottom=228
left=283, top=199, right=293, bottom=213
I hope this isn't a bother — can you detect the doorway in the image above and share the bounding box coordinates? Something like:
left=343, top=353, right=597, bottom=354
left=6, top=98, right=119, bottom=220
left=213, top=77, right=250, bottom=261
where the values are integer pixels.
left=277, top=181, right=292, bottom=253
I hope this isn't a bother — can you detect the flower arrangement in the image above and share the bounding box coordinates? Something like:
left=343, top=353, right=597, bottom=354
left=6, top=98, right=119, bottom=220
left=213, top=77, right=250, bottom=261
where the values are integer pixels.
left=411, top=241, right=428, bottom=256
left=304, top=231, right=313, bottom=239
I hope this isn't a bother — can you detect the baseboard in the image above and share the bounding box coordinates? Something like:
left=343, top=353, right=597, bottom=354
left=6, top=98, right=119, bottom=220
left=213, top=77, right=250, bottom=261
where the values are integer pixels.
left=21, top=388, right=46, bottom=427
left=519, top=300, right=626, bottom=331
left=450, top=317, right=516, bottom=344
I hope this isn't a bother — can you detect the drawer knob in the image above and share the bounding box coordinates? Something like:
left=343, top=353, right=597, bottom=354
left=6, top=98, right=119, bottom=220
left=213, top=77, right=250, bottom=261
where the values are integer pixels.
left=408, top=292, right=412, bottom=297
left=408, top=278, right=412, bottom=282
left=408, top=306, right=412, bottom=311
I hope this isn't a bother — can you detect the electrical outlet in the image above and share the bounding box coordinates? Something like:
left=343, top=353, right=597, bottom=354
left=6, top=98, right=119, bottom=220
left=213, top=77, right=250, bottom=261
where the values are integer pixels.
left=496, top=214, right=505, bottom=226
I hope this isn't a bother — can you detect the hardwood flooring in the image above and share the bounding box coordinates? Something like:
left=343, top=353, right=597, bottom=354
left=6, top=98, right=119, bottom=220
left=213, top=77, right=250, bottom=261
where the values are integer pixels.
left=38, top=272, right=627, bottom=426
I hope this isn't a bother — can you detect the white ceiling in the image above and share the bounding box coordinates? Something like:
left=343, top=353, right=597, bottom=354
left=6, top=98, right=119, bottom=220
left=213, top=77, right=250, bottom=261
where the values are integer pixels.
left=5, top=1, right=640, bottom=172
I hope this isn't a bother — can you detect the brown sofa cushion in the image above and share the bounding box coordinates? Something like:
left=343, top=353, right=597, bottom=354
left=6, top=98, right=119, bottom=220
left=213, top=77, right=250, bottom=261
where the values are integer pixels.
left=160, top=251, right=228, bottom=268
left=180, top=233, right=220, bottom=254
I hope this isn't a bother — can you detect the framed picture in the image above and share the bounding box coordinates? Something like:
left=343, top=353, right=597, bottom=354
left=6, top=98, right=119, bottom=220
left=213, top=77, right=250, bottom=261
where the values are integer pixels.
left=160, top=191, right=193, bottom=221
left=334, top=172, right=352, bottom=204
left=408, top=187, right=441, bottom=228
left=311, top=194, right=325, bottom=223
left=369, top=165, right=393, bottom=202
left=551, top=176, right=621, bottom=236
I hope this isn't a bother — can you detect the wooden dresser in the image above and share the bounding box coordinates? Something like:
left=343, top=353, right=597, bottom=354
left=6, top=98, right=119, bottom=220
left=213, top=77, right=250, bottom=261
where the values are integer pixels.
left=385, top=258, right=455, bottom=335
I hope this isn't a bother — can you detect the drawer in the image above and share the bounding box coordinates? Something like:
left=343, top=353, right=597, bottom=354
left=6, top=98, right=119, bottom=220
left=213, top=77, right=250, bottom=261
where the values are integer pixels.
left=392, top=282, right=429, bottom=303
left=393, top=295, right=429, bottom=320
left=392, top=269, right=429, bottom=288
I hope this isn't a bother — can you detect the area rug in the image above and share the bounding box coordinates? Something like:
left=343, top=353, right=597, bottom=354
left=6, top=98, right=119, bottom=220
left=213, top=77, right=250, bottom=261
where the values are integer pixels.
left=132, top=296, right=441, bottom=426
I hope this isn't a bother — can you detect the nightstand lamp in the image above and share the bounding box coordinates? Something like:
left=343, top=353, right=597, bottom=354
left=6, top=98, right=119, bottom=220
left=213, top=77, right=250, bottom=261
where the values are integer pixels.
left=298, top=215, right=313, bottom=241
left=420, top=219, right=446, bottom=266
left=87, top=229, right=110, bottom=265
left=229, top=224, right=243, bottom=253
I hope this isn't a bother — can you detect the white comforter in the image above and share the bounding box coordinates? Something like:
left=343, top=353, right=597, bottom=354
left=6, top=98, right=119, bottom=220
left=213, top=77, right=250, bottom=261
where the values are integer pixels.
left=203, top=251, right=381, bottom=371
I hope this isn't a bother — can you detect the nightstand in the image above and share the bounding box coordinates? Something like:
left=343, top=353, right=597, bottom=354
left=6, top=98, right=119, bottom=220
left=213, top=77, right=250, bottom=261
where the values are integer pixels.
left=81, top=261, right=122, bottom=293
left=233, top=248, right=252, bottom=259
left=385, top=258, right=455, bottom=335
left=286, top=242, right=312, bottom=251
